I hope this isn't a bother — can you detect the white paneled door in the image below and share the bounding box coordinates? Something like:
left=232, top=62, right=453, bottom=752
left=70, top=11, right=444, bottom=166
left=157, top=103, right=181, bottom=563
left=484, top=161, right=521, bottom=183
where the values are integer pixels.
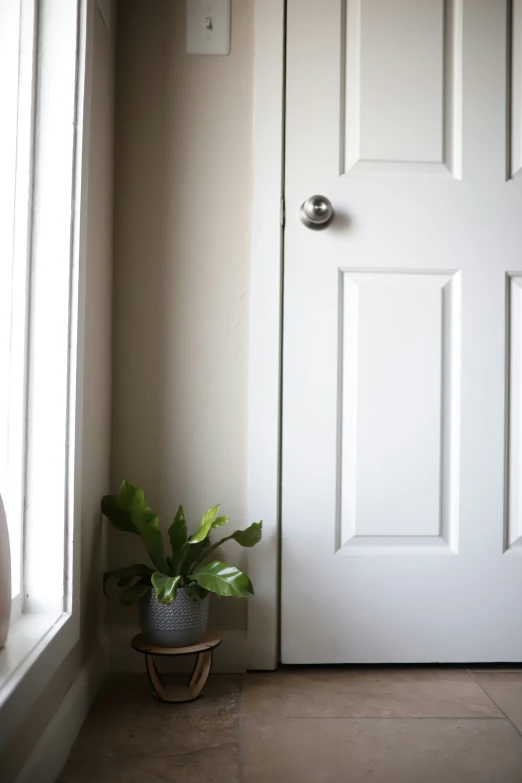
left=282, top=0, right=522, bottom=662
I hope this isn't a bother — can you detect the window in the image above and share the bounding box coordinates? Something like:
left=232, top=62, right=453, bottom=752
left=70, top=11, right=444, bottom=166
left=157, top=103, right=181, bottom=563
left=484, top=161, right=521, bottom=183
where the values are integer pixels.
left=0, top=0, right=91, bottom=747
left=0, top=0, right=29, bottom=613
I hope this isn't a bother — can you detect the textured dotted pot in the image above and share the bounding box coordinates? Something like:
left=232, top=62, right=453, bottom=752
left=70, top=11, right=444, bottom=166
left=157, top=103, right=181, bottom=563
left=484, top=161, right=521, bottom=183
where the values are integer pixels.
left=138, top=587, right=209, bottom=647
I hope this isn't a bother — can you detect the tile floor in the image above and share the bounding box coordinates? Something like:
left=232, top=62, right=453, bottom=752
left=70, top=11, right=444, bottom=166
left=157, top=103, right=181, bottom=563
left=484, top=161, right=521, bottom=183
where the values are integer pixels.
left=58, top=666, right=522, bottom=782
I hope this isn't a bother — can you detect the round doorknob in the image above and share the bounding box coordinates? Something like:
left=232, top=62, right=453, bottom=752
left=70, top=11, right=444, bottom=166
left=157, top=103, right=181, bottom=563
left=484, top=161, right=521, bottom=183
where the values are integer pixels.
left=300, top=195, right=334, bottom=229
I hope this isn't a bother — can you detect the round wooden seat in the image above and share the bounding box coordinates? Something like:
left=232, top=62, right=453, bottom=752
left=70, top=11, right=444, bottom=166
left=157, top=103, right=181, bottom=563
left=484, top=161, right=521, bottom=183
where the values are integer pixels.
left=131, top=632, right=222, bottom=703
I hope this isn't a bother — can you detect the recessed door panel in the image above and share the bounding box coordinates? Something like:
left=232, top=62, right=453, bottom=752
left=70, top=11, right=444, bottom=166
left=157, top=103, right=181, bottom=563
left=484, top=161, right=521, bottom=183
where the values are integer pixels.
left=340, top=271, right=460, bottom=551
left=344, top=0, right=463, bottom=175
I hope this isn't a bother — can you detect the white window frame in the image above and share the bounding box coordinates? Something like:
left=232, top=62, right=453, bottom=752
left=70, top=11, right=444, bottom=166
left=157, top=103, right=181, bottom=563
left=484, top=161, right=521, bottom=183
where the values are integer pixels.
left=0, top=0, right=93, bottom=750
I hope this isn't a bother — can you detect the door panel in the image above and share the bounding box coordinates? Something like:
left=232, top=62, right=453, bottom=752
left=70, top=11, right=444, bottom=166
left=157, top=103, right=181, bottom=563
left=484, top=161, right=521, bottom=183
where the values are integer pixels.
left=340, top=271, right=460, bottom=548
left=282, top=0, right=522, bottom=663
left=511, top=0, right=522, bottom=178
left=344, top=0, right=462, bottom=175
left=508, top=275, right=522, bottom=551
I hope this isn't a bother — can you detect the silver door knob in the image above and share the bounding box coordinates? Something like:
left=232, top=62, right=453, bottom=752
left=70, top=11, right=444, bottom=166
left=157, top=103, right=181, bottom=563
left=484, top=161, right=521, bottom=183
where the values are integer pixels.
left=300, top=195, right=334, bottom=229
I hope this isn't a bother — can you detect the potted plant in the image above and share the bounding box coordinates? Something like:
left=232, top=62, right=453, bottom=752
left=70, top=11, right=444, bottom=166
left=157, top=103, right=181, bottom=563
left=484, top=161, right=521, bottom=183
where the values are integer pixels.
left=102, top=481, right=262, bottom=647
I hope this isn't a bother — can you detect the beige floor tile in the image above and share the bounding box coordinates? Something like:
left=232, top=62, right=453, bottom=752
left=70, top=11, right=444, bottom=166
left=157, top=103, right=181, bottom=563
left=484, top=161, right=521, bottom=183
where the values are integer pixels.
left=473, top=672, right=522, bottom=733
left=470, top=665, right=522, bottom=672
left=72, top=674, right=240, bottom=756
left=242, top=718, right=522, bottom=783
left=94, top=672, right=240, bottom=712
left=241, top=668, right=503, bottom=718
left=58, top=744, right=239, bottom=783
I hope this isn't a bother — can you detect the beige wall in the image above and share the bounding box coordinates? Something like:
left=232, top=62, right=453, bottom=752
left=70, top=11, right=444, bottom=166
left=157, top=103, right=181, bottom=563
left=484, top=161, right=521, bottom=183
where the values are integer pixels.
left=110, top=0, right=254, bottom=631
left=1, top=8, right=114, bottom=780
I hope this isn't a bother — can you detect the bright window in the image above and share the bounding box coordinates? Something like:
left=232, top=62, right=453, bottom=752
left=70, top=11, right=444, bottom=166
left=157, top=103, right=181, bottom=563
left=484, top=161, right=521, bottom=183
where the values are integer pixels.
left=0, top=0, right=89, bottom=743
left=0, top=0, right=30, bottom=607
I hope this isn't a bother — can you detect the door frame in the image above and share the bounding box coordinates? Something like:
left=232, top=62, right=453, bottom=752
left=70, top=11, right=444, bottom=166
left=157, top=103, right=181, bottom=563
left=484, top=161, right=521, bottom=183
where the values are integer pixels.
left=246, top=0, right=285, bottom=670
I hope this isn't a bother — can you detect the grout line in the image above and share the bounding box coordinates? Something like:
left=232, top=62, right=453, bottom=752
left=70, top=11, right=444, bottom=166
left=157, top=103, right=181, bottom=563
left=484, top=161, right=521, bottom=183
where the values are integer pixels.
left=238, top=676, right=245, bottom=783
left=466, top=668, right=522, bottom=739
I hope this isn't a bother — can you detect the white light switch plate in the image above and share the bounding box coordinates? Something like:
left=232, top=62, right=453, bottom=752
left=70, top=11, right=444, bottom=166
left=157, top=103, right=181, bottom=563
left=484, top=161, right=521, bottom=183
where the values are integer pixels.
left=187, top=0, right=231, bottom=55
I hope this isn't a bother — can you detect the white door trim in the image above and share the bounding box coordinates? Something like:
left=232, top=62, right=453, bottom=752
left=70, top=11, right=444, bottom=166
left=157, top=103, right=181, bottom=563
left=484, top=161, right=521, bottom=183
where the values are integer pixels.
left=246, top=0, right=285, bottom=670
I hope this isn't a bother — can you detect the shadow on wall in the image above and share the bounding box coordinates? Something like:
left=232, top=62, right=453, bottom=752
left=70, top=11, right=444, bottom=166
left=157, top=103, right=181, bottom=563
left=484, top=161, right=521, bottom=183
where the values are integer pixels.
left=109, top=0, right=254, bottom=632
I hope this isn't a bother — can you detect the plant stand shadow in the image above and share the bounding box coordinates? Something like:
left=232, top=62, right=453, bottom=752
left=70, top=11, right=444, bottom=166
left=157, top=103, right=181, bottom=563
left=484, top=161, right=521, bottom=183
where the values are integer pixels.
left=131, top=633, right=222, bottom=703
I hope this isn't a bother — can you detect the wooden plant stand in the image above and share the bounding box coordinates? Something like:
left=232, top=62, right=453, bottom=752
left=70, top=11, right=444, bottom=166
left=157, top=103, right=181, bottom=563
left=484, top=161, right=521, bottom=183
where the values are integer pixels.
left=131, top=633, right=222, bottom=704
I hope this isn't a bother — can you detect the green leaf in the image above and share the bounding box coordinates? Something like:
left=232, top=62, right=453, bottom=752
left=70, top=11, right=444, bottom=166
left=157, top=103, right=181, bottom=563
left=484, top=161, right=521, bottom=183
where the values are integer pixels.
left=119, top=582, right=151, bottom=606
left=151, top=572, right=182, bottom=604
left=190, top=561, right=255, bottom=598
left=101, top=494, right=137, bottom=534
left=103, top=564, right=153, bottom=595
left=116, top=481, right=168, bottom=573
left=188, top=504, right=221, bottom=544
left=175, top=542, right=190, bottom=574
left=168, top=505, right=187, bottom=571
left=190, top=521, right=263, bottom=572
left=185, top=582, right=209, bottom=602
left=231, top=521, right=262, bottom=548
left=211, top=515, right=230, bottom=530
left=177, top=537, right=210, bottom=576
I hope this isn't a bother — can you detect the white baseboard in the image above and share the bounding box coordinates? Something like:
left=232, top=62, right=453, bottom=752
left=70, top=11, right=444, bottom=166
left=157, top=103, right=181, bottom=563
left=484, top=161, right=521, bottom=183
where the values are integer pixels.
left=15, top=638, right=109, bottom=783
left=109, top=625, right=248, bottom=673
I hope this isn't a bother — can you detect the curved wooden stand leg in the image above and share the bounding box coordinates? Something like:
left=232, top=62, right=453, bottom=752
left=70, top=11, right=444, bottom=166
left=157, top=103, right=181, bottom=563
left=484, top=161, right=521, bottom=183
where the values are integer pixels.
left=145, top=650, right=213, bottom=704
left=189, top=649, right=212, bottom=692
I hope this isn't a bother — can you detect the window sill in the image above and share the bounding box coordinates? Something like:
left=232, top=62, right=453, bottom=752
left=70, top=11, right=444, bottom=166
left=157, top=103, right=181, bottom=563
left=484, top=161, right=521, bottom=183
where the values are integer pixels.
left=10, top=592, right=22, bottom=623
left=0, top=609, right=77, bottom=754
left=0, top=610, right=62, bottom=696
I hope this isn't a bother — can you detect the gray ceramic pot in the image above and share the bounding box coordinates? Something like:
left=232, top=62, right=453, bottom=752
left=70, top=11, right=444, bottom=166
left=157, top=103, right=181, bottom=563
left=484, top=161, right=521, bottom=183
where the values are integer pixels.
left=138, top=587, right=209, bottom=647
